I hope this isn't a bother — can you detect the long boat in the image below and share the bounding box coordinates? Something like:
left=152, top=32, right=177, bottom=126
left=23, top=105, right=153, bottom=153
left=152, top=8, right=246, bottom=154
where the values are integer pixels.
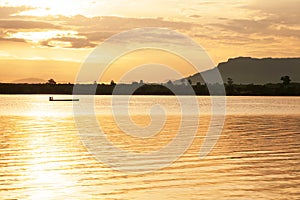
left=49, top=97, right=79, bottom=101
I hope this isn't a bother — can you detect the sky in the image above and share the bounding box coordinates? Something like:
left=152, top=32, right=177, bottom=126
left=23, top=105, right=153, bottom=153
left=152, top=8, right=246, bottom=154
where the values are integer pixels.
left=0, top=0, right=299, bottom=83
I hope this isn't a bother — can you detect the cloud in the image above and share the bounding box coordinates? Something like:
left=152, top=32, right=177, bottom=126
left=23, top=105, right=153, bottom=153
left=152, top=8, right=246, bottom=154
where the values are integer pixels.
left=0, top=37, right=26, bottom=43
left=93, top=27, right=197, bottom=49
left=213, top=19, right=270, bottom=34
left=245, top=0, right=300, bottom=25
left=194, top=33, right=276, bottom=45
left=40, top=27, right=193, bottom=49
left=0, top=1, right=298, bottom=53
left=0, top=20, right=60, bottom=29
left=0, top=30, right=26, bottom=43
left=0, top=6, right=34, bottom=18
left=0, top=13, right=200, bottom=48
left=189, top=15, right=202, bottom=18
left=79, top=31, right=117, bottom=42
left=212, top=18, right=300, bottom=39
left=64, top=15, right=197, bottom=32
left=41, top=37, right=97, bottom=48
left=212, top=0, right=300, bottom=39
left=70, top=16, right=200, bottom=48
left=35, top=15, right=199, bottom=48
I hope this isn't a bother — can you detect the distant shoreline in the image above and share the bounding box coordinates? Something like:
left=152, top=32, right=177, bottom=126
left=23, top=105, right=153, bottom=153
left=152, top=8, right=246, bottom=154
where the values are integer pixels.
left=0, top=83, right=299, bottom=96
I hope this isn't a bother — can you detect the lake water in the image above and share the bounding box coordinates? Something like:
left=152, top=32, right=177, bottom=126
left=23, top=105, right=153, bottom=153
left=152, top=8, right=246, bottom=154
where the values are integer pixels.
left=0, top=95, right=299, bottom=199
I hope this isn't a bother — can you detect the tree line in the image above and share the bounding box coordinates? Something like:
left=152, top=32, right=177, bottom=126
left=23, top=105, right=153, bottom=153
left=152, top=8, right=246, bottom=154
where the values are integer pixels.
left=0, top=76, right=299, bottom=96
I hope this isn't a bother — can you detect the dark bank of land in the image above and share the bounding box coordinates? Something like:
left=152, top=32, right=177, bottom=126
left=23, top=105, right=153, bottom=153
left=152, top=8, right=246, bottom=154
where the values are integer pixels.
left=2, top=57, right=300, bottom=96
left=181, top=57, right=300, bottom=85
left=0, top=81, right=299, bottom=96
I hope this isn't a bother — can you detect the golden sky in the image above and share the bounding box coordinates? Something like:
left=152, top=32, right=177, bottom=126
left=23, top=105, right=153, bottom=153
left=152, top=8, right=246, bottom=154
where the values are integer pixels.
left=0, top=0, right=299, bottom=83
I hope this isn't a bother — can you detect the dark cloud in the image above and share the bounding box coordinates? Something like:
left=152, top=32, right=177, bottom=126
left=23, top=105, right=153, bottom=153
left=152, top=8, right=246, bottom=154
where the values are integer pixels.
left=245, top=0, right=300, bottom=25
left=0, top=30, right=26, bottom=43
left=79, top=31, right=117, bottom=42
left=0, top=13, right=200, bottom=46
left=0, top=20, right=60, bottom=29
left=211, top=19, right=300, bottom=39
left=55, top=15, right=199, bottom=47
left=213, top=19, right=270, bottom=34
left=195, top=33, right=276, bottom=45
left=0, top=13, right=200, bottom=49
left=194, top=34, right=277, bottom=47
left=100, top=27, right=194, bottom=47
left=0, top=37, right=26, bottom=43
left=41, top=37, right=97, bottom=48
left=189, top=15, right=202, bottom=18
left=198, top=0, right=300, bottom=42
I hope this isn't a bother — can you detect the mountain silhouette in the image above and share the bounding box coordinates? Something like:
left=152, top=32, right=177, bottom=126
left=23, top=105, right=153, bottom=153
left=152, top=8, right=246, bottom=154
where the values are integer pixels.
left=182, top=57, right=300, bottom=84
left=13, top=78, right=46, bottom=84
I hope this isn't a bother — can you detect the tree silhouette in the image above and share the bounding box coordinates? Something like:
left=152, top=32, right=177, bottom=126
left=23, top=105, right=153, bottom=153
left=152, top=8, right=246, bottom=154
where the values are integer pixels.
left=1, top=82, right=300, bottom=95
left=188, top=79, right=192, bottom=85
left=281, top=76, right=291, bottom=85
left=166, top=80, right=173, bottom=86
left=227, top=77, right=234, bottom=86
left=180, top=79, right=185, bottom=85
left=47, top=78, right=56, bottom=84
left=110, top=80, right=116, bottom=86
left=226, top=77, right=234, bottom=95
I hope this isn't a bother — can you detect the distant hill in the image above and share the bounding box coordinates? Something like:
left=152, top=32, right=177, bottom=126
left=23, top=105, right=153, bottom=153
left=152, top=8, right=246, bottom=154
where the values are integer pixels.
left=13, top=78, right=46, bottom=84
left=181, top=57, right=300, bottom=84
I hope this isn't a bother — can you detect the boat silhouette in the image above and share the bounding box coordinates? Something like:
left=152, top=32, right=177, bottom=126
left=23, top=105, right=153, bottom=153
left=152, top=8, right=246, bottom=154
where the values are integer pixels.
left=49, top=97, right=79, bottom=101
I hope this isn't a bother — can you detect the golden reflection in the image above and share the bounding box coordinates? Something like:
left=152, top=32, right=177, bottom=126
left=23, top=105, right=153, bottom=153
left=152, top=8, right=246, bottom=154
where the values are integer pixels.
left=1, top=96, right=300, bottom=200
left=23, top=117, right=79, bottom=199
left=25, top=95, right=73, bottom=117
left=98, top=115, right=182, bottom=153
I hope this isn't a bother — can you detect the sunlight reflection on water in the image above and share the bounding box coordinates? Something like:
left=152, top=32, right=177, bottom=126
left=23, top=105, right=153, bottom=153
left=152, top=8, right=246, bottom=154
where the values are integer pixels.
left=0, top=95, right=299, bottom=199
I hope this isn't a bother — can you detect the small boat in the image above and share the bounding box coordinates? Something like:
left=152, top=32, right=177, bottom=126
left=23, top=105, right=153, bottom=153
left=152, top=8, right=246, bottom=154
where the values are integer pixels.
left=49, top=97, right=79, bottom=101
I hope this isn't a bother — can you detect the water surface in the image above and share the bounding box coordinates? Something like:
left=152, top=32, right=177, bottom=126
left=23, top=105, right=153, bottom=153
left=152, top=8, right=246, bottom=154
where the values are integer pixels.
left=0, top=95, right=299, bottom=199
